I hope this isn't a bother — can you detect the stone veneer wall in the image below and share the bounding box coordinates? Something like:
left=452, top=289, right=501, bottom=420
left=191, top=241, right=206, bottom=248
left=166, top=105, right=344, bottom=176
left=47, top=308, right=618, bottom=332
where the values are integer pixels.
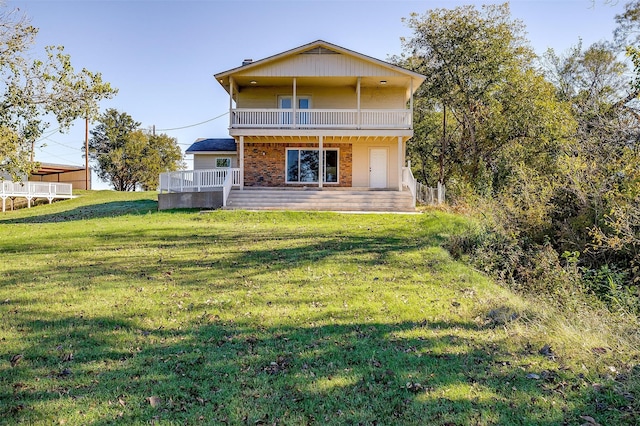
left=244, top=142, right=352, bottom=187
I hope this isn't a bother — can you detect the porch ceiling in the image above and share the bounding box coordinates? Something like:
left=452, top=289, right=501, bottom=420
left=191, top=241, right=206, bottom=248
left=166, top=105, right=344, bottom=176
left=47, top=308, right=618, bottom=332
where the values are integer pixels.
left=231, top=76, right=410, bottom=90
left=241, top=135, right=408, bottom=144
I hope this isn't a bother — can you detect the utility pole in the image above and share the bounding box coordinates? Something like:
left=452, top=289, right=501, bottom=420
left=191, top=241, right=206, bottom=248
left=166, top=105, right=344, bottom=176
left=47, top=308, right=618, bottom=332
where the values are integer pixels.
left=85, top=116, right=89, bottom=190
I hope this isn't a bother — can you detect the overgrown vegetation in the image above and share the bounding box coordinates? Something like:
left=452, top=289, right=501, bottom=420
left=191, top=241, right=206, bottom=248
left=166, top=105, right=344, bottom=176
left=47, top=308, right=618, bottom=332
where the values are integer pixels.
left=400, top=3, right=640, bottom=324
left=1, top=191, right=638, bottom=424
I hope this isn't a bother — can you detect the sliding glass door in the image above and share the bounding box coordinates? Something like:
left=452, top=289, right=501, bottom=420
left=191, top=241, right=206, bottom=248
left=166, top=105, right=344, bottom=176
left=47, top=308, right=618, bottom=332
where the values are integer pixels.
left=286, top=148, right=338, bottom=183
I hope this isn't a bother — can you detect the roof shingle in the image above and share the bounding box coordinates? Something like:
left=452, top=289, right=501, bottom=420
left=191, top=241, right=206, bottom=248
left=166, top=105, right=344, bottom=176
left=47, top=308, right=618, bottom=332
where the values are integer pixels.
left=186, top=138, right=237, bottom=153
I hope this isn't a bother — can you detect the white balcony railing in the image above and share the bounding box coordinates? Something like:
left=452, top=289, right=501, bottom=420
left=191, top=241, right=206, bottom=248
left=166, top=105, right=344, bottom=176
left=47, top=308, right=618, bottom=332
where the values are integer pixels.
left=159, top=168, right=241, bottom=194
left=230, top=109, right=412, bottom=130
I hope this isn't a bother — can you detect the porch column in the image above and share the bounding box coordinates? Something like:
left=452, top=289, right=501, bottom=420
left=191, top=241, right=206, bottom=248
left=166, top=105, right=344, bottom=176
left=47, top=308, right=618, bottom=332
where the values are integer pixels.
left=409, top=78, right=414, bottom=129
left=398, top=136, right=403, bottom=192
left=356, top=77, right=361, bottom=129
left=239, top=136, right=244, bottom=190
left=229, top=77, right=234, bottom=128
left=318, top=135, right=323, bottom=188
left=292, top=77, right=297, bottom=128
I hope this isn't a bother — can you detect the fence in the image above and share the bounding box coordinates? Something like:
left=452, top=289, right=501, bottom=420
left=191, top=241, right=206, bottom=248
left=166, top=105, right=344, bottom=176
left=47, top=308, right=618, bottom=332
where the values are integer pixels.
left=416, top=181, right=446, bottom=205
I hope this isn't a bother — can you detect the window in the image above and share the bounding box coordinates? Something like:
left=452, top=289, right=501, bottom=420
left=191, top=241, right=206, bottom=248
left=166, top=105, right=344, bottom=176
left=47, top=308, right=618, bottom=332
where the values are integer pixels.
left=278, top=96, right=311, bottom=109
left=279, top=96, right=311, bottom=125
left=286, top=148, right=338, bottom=183
left=216, top=157, right=231, bottom=168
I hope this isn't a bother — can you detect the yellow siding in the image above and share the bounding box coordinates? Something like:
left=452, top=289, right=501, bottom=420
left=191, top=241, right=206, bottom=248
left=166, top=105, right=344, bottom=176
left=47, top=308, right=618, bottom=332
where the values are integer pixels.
left=352, top=140, right=401, bottom=189
left=234, top=54, right=408, bottom=78
left=360, top=87, right=406, bottom=109
left=237, top=86, right=406, bottom=109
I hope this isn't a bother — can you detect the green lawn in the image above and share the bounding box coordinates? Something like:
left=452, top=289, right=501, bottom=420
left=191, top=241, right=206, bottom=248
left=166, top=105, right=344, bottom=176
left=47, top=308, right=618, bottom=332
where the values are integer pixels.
left=0, top=191, right=636, bottom=425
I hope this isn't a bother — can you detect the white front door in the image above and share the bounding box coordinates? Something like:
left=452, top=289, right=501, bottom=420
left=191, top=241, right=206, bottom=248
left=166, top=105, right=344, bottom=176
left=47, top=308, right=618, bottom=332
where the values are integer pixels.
left=369, top=148, right=388, bottom=188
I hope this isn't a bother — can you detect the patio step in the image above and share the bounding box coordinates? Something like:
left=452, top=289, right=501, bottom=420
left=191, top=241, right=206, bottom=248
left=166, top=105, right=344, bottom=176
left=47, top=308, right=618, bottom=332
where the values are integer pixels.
left=224, top=189, right=415, bottom=212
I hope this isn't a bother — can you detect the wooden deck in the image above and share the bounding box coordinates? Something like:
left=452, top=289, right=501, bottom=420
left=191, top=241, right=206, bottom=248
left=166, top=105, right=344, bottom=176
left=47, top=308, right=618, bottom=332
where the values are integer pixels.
left=1, top=181, right=74, bottom=212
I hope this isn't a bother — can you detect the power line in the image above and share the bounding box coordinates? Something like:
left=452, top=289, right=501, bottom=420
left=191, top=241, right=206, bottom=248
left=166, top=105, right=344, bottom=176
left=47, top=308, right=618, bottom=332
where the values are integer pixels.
left=31, top=112, right=229, bottom=164
left=41, top=136, right=81, bottom=151
left=36, top=126, right=62, bottom=139
left=155, top=111, right=229, bottom=132
left=35, top=147, right=83, bottom=166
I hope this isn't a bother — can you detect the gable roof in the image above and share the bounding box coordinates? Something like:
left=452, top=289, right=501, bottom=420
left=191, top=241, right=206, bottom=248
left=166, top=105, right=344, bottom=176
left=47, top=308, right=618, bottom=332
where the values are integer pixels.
left=186, top=138, right=237, bottom=154
left=214, top=40, right=425, bottom=93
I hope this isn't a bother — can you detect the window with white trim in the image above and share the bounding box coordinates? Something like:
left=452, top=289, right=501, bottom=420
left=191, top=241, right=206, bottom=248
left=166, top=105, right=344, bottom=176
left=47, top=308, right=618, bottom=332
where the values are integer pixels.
left=279, top=96, right=311, bottom=125
left=216, top=157, right=231, bottom=168
left=286, top=148, right=338, bottom=183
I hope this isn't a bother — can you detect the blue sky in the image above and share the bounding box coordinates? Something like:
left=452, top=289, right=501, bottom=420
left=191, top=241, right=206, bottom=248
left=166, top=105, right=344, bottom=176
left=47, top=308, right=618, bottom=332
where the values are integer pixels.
left=9, top=0, right=628, bottom=189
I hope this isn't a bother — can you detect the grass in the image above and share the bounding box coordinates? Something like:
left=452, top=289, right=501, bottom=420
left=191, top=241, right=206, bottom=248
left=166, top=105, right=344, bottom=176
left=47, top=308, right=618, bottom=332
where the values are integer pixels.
left=0, top=190, right=637, bottom=425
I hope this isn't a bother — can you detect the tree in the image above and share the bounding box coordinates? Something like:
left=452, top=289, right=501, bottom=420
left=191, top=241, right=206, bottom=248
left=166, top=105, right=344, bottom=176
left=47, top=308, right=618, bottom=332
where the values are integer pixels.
left=88, top=109, right=183, bottom=191
left=615, top=0, right=640, bottom=48
left=0, top=5, right=117, bottom=180
left=543, top=42, right=640, bottom=250
left=395, top=3, right=570, bottom=193
left=138, top=133, right=184, bottom=190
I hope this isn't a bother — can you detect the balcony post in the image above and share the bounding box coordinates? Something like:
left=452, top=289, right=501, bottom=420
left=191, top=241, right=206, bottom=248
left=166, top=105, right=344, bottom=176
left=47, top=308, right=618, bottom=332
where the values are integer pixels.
left=229, top=77, right=234, bottom=128
left=318, top=135, right=323, bottom=189
left=239, top=136, right=244, bottom=190
left=409, top=78, right=414, bottom=129
left=398, top=136, right=403, bottom=192
left=292, top=77, right=297, bottom=128
left=356, top=77, right=361, bottom=129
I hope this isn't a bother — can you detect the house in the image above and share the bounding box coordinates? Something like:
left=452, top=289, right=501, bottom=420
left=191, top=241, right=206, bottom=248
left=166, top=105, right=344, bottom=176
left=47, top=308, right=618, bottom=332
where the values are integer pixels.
left=186, top=138, right=238, bottom=170
left=159, top=40, right=425, bottom=211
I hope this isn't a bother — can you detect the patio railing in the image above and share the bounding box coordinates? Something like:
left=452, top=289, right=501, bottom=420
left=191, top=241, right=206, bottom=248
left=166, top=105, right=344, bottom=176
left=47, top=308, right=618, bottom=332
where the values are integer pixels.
left=159, top=168, right=241, bottom=194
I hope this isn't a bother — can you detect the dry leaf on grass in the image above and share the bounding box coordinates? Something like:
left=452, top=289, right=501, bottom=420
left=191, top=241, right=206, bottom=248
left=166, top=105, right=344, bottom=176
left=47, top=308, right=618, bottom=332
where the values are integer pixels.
left=10, top=354, right=23, bottom=367
left=579, top=415, right=601, bottom=426
left=147, top=396, right=162, bottom=408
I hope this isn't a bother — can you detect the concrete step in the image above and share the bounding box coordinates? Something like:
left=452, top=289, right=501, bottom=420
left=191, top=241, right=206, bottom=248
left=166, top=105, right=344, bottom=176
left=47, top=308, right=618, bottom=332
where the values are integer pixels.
left=225, top=189, right=415, bottom=212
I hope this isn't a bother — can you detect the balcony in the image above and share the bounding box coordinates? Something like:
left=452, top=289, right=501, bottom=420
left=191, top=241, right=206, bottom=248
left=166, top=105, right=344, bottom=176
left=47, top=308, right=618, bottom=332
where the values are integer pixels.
left=230, top=108, right=412, bottom=130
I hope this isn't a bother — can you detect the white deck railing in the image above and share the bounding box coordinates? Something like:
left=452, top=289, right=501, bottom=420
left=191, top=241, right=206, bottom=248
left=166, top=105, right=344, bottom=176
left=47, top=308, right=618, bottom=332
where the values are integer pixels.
left=231, top=108, right=412, bottom=129
left=158, top=168, right=241, bottom=194
left=1, top=181, right=73, bottom=212
left=221, top=170, right=234, bottom=207
left=402, top=166, right=417, bottom=207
